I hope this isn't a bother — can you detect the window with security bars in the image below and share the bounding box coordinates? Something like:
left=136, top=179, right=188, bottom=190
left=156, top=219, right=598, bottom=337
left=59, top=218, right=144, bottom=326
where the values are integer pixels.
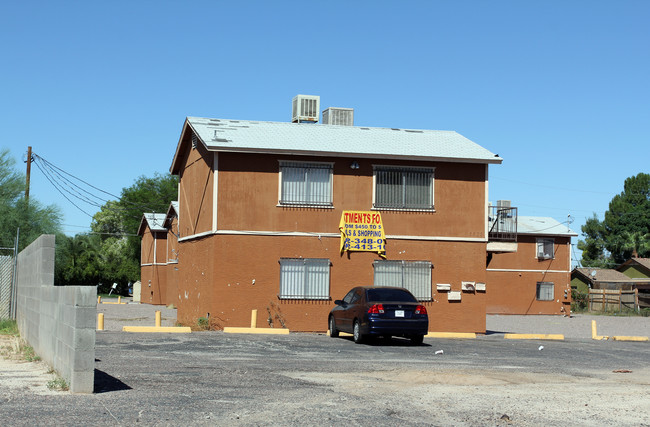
left=536, top=238, right=554, bottom=260
left=279, top=258, right=330, bottom=299
left=373, top=260, right=432, bottom=301
left=374, top=166, right=434, bottom=210
left=279, top=161, right=333, bottom=206
left=536, top=282, right=554, bottom=301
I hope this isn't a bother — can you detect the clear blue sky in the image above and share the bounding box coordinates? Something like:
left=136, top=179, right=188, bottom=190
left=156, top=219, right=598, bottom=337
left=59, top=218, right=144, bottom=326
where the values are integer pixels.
left=2, top=1, right=649, bottom=265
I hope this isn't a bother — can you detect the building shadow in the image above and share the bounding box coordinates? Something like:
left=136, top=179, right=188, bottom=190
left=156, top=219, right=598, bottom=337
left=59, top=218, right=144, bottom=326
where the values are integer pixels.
left=94, top=369, right=132, bottom=393
left=485, top=330, right=510, bottom=335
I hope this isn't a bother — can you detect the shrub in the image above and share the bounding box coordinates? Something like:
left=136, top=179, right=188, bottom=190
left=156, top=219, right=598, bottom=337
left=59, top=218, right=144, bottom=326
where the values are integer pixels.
left=571, top=289, right=588, bottom=312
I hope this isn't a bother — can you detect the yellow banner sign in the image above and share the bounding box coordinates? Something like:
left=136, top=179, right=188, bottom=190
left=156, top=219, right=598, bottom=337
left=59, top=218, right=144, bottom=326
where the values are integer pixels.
left=339, top=211, right=385, bottom=257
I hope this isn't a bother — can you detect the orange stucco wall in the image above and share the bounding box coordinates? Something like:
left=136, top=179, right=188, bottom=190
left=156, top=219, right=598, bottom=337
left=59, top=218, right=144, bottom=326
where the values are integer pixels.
left=215, top=152, right=487, bottom=239
left=174, top=234, right=487, bottom=333
left=172, top=145, right=491, bottom=333
left=486, top=235, right=572, bottom=315
left=140, top=228, right=169, bottom=305
left=141, top=264, right=167, bottom=305
left=164, top=215, right=180, bottom=306
left=177, top=141, right=214, bottom=237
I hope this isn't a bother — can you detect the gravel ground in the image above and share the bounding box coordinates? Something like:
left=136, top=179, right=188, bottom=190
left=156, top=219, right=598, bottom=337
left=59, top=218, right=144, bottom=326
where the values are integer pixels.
left=486, top=313, right=650, bottom=340
left=98, top=297, right=650, bottom=340
left=1, top=302, right=649, bottom=426
left=97, top=297, right=179, bottom=331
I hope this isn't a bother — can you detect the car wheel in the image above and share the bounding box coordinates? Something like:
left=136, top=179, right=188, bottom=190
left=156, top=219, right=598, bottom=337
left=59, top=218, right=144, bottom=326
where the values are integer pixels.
left=353, top=320, right=364, bottom=344
left=410, top=334, right=424, bottom=346
left=329, top=316, right=339, bottom=338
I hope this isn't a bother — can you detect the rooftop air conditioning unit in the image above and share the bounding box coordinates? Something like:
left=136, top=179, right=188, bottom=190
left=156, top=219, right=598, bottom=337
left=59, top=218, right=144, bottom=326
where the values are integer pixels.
left=292, top=95, right=320, bottom=123
left=322, top=107, right=354, bottom=126
left=497, top=199, right=513, bottom=219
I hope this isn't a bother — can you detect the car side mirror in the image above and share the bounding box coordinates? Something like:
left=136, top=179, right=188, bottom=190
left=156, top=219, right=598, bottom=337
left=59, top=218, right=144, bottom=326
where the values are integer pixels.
left=334, top=300, right=344, bottom=306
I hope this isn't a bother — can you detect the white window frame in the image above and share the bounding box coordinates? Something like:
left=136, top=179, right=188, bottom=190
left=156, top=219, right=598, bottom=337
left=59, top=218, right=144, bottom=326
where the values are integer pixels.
left=536, top=282, right=554, bottom=301
left=536, top=238, right=555, bottom=260
left=372, top=165, right=435, bottom=211
left=278, top=161, right=333, bottom=207
left=279, top=258, right=330, bottom=300
left=372, top=260, right=432, bottom=301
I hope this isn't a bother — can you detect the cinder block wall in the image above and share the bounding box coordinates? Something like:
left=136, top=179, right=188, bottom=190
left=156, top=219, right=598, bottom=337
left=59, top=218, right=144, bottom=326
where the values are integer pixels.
left=16, top=235, right=96, bottom=393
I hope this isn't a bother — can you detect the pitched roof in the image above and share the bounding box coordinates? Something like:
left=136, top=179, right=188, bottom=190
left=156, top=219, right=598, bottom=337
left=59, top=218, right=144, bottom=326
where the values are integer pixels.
left=517, top=216, right=578, bottom=237
left=573, top=268, right=633, bottom=282
left=164, top=201, right=179, bottom=228
left=137, top=213, right=167, bottom=236
left=618, top=257, right=650, bottom=273
left=171, top=117, right=502, bottom=173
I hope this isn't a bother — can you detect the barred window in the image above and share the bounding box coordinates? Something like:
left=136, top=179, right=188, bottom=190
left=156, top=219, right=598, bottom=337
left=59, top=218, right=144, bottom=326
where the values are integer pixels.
left=279, top=258, right=330, bottom=300
left=536, top=238, right=554, bottom=260
left=374, top=166, right=434, bottom=210
left=373, top=260, right=432, bottom=301
left=280, top=161, right=333, bottom=206
left=536, top=282, right=554, bottom=301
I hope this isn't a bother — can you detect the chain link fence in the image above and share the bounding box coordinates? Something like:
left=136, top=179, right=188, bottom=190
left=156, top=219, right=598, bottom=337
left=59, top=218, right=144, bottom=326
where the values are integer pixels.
left=0, top=250, right=16, bottom=319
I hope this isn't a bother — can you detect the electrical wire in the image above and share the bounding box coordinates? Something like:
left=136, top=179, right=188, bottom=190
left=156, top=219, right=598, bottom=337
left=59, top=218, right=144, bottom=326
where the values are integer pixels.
left=31, top=152, right=173, bottom=231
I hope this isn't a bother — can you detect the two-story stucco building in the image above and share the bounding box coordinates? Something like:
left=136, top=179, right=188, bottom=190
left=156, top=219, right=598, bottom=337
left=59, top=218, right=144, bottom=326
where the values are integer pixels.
left=486, top=216, right=577, bottom=315
left=165, top=97, right=504, bottom=333
left=137, top=202, right=179, bottom=306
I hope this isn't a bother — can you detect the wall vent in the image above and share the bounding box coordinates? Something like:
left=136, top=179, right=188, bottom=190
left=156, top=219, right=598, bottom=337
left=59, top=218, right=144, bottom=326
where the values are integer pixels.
left=322, top=107, right=354, bottom=126
left=292, top=94, right=320, bottom=123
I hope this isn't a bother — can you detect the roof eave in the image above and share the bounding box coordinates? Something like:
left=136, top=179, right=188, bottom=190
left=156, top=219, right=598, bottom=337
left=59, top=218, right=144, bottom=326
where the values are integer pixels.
left=170, top=119, right=210, bottom=175
left=136, top=216, right=149, bottom=236
left=518, top=231, right=579, bottom=237
left=200, top=145, right=503, bottom=164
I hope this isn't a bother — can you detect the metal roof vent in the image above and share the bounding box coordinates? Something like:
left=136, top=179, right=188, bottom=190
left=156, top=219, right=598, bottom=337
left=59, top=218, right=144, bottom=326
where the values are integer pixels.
left=292, top=94, right=320, bottom=123
left=322, top=107, right=354, bottom=126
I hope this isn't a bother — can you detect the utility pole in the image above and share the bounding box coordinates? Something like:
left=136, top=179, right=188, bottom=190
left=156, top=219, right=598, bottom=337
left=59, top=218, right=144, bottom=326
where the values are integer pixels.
left=25, top=146, right=32, bottom=203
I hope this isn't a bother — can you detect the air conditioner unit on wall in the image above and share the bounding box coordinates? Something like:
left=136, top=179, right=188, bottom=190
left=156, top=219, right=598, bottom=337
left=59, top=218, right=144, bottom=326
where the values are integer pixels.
left=436, top=283, right=451, bottom=291
left=292, top=95, right=320, bottom=123
left=461, top=281, right=476, bottom=292
left=448, top=291, right=461, bottom=301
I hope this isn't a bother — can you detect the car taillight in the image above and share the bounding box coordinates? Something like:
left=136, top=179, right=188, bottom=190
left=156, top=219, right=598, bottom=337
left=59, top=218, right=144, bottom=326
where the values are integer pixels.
left=415, top=305, right=427, bottom=315
left=368, top=304, right=385, bottom=314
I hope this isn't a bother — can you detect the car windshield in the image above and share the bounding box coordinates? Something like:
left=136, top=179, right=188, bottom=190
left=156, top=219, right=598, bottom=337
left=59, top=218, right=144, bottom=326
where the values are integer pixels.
left=366, top=288, right=417, bottom=303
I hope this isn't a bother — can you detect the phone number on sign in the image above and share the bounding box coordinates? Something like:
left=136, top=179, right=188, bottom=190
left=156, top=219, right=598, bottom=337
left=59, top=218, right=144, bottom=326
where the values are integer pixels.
left=344, top=238, right=384, bottom=251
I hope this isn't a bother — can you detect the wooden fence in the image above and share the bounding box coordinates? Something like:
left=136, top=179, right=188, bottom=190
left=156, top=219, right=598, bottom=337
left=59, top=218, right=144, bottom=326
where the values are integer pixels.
left=588, top=289, right=639, bottom=312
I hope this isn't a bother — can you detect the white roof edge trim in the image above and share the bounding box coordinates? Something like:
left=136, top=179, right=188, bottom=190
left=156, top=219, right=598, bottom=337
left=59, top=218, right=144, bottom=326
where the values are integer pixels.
left=170, top=119, right=213, bottom=173
left=517, top=231, right=579, bottom=237
left=196, top=146, right=503, bottom=164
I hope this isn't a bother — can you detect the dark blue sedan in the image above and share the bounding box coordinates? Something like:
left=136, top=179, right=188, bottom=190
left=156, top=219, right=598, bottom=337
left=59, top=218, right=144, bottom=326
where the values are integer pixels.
left=328, top=286, right=429, bottom=345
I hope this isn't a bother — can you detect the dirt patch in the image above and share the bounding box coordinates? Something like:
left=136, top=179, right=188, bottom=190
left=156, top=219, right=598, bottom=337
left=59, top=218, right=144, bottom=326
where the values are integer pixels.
left=285, top=367, right=650, bottom=425
left=0, top=335, right=61, bottom=396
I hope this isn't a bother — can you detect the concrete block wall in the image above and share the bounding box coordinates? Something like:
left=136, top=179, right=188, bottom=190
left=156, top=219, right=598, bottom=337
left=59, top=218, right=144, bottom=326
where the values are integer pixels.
left=16, top=235, right=96, bottom=393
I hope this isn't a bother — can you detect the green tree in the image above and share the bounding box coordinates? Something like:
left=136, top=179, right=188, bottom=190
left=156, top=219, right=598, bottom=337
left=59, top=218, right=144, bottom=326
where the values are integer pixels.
left=97, top=237, right=140, bottom=294
left=55, top=233, right=102, bottom=286
left=577, top=214, right=610, bottom=267
left=0, top=149, right=62, bottom=251
left=89, top=173, right=178, bottom=289
left=579, top=173, right=650, bottom=266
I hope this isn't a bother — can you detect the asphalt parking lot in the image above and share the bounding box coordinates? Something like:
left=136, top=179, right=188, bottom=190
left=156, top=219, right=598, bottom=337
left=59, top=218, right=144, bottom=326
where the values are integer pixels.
left=1, top=302, right=649, bottom=426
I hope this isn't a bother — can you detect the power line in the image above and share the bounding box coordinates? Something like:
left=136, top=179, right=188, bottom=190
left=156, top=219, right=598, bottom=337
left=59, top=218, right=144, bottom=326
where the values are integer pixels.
left=31, top=152, right=173, bottom=232
left=32, top=158, right=96, bottom=218
left=492, top=175, right=650, bottom=198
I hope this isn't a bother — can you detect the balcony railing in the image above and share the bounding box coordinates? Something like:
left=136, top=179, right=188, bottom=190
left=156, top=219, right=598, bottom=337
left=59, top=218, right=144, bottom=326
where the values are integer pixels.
left=488, top=206, right=517, bottom=242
